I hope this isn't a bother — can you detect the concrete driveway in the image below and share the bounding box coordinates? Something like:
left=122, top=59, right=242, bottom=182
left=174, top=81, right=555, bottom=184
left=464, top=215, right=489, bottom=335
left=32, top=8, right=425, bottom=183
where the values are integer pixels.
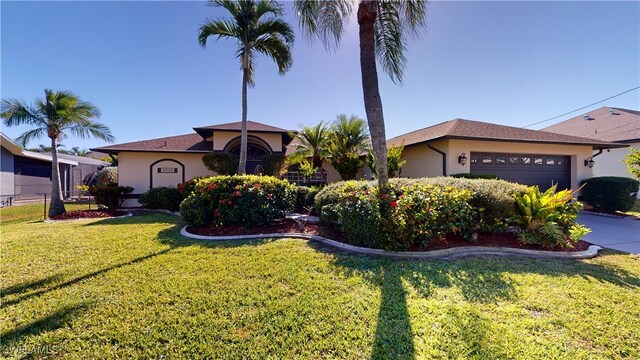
left=577, top=212, right=640, bottom=254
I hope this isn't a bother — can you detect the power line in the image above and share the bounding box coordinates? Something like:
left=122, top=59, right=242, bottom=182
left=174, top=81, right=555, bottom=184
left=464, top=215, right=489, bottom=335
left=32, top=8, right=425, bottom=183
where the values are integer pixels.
left=523, top=86, right=640, bottom=129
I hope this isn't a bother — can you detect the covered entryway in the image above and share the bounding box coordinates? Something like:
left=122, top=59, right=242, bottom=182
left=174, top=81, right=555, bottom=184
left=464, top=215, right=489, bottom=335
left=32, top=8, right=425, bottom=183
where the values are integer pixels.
left=470, top=152, right=571, bottom=190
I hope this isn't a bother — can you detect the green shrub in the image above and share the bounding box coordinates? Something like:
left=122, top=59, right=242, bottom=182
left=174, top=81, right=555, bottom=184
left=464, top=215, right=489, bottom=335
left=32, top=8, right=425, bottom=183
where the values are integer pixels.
left=513, top=186, right=590, bottom=248
left=295, top=186, right=319, bottom=211
left=451, top=173, right=501, bottom=180
left=89, top=182, right=133, bottom=211
left=329, top=152, right=364, bottom=180
left=179, top=175, right=296, bottom=227
left=94, top=166, right=118, bottom=186
left=180, top=195, right=213, bottom=227
left=177, top=177, right=205, bottom=199
left=332, top=185, right=475, bottom=251
left=202, top=152, right=238, bottom=175
left=315, top=177, right=526, bottom=231
left=580, top=176, right=639, bottom=212
left=262, top=154, right=289, bottom=177
left=139, top=187, right=182, bottom=212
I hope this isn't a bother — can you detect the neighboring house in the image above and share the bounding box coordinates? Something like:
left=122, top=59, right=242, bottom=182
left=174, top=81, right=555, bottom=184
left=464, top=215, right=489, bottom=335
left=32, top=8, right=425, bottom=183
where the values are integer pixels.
left=0, top=132, right=108, bottom=203
left=92, top=121, right=295, bottom=205
left=542, top=107, right=639, bottom=179
left=386, top=118, right=625, bottom=191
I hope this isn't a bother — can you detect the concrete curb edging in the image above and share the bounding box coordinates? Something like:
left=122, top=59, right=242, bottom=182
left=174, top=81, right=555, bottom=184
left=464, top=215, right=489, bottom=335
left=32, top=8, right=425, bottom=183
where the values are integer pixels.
left=180, top=226, right=602, bottom=260
left=45, top=212, right=133, bottom=223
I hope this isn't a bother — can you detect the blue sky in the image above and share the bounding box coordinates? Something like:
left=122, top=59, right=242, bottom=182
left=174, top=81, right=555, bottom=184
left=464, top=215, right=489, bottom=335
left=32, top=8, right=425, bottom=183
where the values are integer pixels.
left=2, top=1, right=639, bottom=150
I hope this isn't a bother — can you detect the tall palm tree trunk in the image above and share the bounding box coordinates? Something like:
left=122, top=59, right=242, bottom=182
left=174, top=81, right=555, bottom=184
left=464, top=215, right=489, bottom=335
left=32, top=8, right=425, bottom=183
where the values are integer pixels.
left=358, top=2, right=389, bottom=187
left=48, top=137, right=66, bottom=217
left=238, top=49, right=249, bottom=175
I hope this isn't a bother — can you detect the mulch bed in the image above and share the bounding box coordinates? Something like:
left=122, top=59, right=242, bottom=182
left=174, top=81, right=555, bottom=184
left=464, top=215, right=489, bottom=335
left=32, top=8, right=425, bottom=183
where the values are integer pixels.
left=187, top=218, right=592, bottom=253
left=50, top=210, right=128, bottom=221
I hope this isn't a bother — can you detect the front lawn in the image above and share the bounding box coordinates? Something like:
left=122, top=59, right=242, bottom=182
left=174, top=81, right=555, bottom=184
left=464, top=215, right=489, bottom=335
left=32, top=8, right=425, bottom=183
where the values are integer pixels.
left=1, top=209, right=639, bottom=359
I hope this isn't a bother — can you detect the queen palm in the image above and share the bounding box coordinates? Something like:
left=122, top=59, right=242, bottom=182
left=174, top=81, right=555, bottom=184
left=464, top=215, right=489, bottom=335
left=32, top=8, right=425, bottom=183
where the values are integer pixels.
left=294, top=0, right=427, bottom=186
left=198, top=0, right=294, bottom=174
left=290, top=121, right=330, bottom=168
left=1, top=89, right=114, bottom=217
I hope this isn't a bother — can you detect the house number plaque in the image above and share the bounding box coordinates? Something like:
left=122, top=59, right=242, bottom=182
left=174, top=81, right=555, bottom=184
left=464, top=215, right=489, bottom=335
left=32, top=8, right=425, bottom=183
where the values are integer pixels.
left=158, top=167, right=178, bottom=174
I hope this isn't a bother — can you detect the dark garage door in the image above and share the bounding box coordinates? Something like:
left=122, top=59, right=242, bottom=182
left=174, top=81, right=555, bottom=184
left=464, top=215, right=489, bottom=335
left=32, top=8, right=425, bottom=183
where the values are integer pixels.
left=470, top=152, right=571, bottom=190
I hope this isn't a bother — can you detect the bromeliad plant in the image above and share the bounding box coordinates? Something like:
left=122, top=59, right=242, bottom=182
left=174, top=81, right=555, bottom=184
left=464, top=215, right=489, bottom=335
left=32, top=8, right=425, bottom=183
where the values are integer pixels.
left=513, top=185, right=590, bottom=248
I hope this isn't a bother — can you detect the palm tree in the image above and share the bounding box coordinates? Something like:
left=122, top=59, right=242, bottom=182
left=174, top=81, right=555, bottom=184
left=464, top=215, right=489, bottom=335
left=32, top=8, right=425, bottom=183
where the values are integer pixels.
left=327, top=114, right=370, bottom=180
left=69, top=147, right=90, bottom=156
left=198, top=0, right=295, bottom=174
left=294, top=0, right=427, bottom=186
left=27, top=143, right=66, bottom=153
left=1, top=89, right=114, bottom=217
left=290, top=121, right=331, bottom=168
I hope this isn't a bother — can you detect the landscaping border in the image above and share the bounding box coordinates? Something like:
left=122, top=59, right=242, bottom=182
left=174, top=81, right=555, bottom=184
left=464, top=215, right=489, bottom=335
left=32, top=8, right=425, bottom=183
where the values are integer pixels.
left=44, top=212, right=133, bottom=223
left=180, top=226, right=602, bottom=260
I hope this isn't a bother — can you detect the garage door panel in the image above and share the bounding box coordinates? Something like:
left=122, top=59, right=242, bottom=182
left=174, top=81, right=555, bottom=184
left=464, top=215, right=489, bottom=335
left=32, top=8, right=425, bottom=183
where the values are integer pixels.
left=470, top=152, right=570, bottom=190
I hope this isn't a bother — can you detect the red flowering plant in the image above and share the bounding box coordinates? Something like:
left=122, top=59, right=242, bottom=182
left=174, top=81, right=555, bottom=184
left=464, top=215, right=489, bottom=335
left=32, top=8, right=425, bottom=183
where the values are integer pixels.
left=333, top=183, right=476, bottom=250
left=179, top=175, right=296, bottom=227
left=394, top=184, right=475, bottom=247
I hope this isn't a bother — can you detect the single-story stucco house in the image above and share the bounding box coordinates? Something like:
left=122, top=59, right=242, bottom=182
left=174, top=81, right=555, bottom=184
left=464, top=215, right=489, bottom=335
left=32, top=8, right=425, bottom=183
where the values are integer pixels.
left=542, top=107, right=639, bottom=180
left=92, top=118, right=624, bottom=206
left=1, top=132, right=108, bottom=204
left=386, top=118, right=625, bottom=191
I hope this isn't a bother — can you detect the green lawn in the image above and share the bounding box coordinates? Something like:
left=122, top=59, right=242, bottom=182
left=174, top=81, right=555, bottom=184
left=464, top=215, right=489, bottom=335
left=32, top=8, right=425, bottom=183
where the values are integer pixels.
left=1, top=207, right=639, bottom=359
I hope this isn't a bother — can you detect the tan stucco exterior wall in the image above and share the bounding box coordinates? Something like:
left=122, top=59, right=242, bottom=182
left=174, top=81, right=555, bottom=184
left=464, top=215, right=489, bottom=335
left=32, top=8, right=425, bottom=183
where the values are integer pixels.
left=398, top=139, right=449, bottom=178
left=212, top=131, right=283, bottom=152
left=398, top=139, right=594, bottom=191
left=446, top=139, right=594, bottom=190
left=118, top=152, right=215, bottom=194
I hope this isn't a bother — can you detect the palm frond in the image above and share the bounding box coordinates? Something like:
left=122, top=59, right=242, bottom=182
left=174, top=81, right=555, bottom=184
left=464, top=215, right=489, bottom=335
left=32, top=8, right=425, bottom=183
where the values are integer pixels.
left=396, top=0, right=428, bottom=35
left=211, top=0, right=240, bottom=17
left=294, top=0, right=353, bottom=50
left=65, top=121, right=115, bottom=143
left=199, top=18, right=241, bottom=46
left=255, top=0, right=283, bottom=19
left=375, top=1, right=407, bottom=84
left=15, top=128, right=47, bottom=147
left=254, top=35, right=293, bottom=75
left=254, top=18, right=295, bottom=44
left=1, top=98, right=46, bottom=127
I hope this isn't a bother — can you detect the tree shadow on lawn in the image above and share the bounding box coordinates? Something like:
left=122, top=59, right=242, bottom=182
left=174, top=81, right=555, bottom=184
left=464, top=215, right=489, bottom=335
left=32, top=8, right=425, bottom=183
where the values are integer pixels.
left=321, top=246, right=639, bottom=359
left=2, top=248, right=172, bottom=307
left=1, top=302, right=89, bottom=353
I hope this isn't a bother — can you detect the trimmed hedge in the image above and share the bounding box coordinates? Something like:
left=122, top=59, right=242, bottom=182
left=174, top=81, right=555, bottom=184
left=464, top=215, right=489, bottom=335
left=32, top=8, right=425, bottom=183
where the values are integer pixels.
left=580, top=176, right=639, bottom=212
left=315, top=177, right=527, bottom=231
left=89, top=182, right=133, bottom=211
left=139, top=187, right=182, bottom=212
left=179, top=175, right=296, bottom=227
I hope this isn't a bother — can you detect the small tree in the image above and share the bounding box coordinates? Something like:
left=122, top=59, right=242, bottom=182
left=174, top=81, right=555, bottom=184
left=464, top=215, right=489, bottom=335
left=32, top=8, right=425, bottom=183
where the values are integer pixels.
left=327, top=114, right=370, bottom=180
left=367, top=142, right=406, bottom=178
left=1, top=89, right=113, bottom=217
left=624, top=147, right=640, bottom=179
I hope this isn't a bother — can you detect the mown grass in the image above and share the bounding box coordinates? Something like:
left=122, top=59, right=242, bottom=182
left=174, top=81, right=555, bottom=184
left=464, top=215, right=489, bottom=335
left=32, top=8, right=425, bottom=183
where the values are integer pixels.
left=0, top=202, right=91, bottom=224
left=1, top=206, right=639, bottom=359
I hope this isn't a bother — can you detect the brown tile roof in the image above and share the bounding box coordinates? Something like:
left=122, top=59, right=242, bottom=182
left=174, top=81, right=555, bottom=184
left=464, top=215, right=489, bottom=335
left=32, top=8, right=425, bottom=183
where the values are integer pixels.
left=194, top=120, right=290, bottom=135
left=542, top=107, right=640, bottom=143
left=387, top=118, right=626, bottom=149
left=91, top=133, right=211, bottom=154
